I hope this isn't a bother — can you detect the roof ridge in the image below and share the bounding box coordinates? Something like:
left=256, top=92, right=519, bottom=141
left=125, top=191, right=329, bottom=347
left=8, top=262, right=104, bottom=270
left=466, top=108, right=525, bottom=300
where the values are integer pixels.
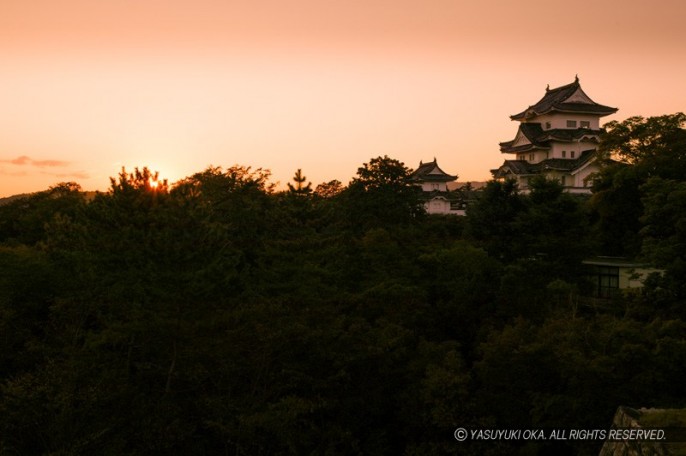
left=510, top=77, right=616, bottom=121
left=411, top=159, right=457, bottom=181
left=546, top=78, right=579, bottom=94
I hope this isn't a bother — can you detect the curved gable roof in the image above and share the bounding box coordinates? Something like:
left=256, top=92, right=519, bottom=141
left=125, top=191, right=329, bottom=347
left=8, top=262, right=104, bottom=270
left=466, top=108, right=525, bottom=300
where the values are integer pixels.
left=411, top=158, right=457, bottom=182
left=500, top=123, right=603, bottom=153
left=510, top=77, right=617, bottom=121
left=492, top=150, right=598, bottom=177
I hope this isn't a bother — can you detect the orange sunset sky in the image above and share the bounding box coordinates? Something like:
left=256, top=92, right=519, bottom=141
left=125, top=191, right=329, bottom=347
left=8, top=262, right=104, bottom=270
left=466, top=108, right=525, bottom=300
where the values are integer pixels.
left=1, top=0, right=685, bottom=197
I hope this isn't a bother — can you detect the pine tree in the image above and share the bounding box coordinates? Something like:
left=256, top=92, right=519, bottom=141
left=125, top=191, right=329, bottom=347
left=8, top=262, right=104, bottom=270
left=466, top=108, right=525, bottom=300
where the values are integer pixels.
left=287, top=169, right=312, bottom=195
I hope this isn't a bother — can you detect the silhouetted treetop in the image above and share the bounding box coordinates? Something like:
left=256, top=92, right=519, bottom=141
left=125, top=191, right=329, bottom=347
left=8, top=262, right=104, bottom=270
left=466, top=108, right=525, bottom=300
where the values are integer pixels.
left=599, top=113, right=686, bottom=178
left=287, top=168, right=312, bottom=195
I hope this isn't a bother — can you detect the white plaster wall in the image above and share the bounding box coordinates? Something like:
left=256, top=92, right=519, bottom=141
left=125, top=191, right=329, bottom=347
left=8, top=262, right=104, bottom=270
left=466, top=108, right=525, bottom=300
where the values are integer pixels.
left=420, top=182, right=448, bottom=192
left=566, top=187, right=592, bottom=194
left=619, top=268, right=661, bottom=288
left=512, top=129, right=532, bottom=147
left=540, top=167, right=595, bottom=189
left=550, top=140, right=598, bottom=158
left=548, top=171, right=563, bottom=182
left=530, top=114, right=600, bottom=130
left=425, top=198, right=452, bottom=214
left=571, top=162, right=601, bottom=187
left=565, top=88, right=594, bottom=104
left=522, top=151, right=547, bottom=163
left=515, top=175, right=530, bottom=191
left=540, top=170, right=571, bottom=187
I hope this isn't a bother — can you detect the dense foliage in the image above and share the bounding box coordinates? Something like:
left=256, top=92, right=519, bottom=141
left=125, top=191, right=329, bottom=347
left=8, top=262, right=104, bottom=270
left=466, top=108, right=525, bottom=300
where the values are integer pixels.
left=1, top=118, right=685, bottom=455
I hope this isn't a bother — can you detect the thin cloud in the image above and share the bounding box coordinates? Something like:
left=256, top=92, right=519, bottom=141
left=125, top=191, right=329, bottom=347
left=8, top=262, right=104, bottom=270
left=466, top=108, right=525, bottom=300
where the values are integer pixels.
left=1, top=157, right=87, bottom=183
left=10, top=155, right=32, bottom=165
left=2, top=156, right=70, bottom=167
left=32, top=159, right=70, bottom=168
left=53, top=171, right=90, bottom=179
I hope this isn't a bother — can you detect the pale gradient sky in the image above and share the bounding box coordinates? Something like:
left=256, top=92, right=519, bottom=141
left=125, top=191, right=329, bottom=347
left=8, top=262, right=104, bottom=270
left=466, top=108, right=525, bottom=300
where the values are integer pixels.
left=1, top=0, right=685, bottom=196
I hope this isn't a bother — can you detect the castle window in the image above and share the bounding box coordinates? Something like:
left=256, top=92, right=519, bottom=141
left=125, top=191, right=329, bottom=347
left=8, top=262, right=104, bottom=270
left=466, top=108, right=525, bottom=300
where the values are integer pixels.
left=580, top=120, right=590, bottom=128
left=567, top=120, right=577, bottom=128
left=529, top=153, right=535, bottom=161
left=596, top=266, right=619, bottom=298
left=545, top=122, right=551, bottom=129
left=560, top=175, right=566, bottom=186
left=562, top=150, right=566, bottom=158
left=571, top=151, right=575, bottom=158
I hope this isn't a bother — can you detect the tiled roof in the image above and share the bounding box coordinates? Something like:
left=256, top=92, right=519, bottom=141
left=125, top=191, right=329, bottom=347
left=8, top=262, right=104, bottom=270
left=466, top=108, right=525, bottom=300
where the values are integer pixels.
left=501, top=160, right=536, bottom=175
left=582, top=257, right=651, bottom=268
left=498, top=143, right=549, bottom=153
left=499, top=123, right=547, bottom=152
left=492, top=150, right=596, bottom=177
left=510, top=77, right=617, bottom=121
left=411, top=159, right=457, bottom=182
left=540, top=128, right=603, bottom=142
left=519, top=122, right=545, bottom=139
left=500, top=123, right=602, bottom=153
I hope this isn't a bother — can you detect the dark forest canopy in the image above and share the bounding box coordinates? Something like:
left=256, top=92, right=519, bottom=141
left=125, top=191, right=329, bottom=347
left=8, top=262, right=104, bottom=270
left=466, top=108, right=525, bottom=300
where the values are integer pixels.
left=1, top=116, right=685, bottom=455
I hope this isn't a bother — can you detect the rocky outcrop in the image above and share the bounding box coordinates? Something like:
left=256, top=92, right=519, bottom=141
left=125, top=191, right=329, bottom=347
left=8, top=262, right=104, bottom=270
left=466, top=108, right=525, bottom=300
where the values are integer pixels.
left=598, top=407, right=685, bottom=456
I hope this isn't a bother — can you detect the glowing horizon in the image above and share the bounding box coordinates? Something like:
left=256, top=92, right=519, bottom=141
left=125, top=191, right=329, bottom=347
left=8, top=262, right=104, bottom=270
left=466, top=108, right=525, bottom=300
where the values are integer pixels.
left=1, top=0, right=685, bottom=197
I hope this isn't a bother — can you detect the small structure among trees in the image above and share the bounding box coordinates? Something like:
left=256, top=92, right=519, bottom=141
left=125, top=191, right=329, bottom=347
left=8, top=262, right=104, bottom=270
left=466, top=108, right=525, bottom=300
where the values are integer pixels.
left=492, top=76, right=617, bottom=193
left=410, top=158, right=464, bottom=215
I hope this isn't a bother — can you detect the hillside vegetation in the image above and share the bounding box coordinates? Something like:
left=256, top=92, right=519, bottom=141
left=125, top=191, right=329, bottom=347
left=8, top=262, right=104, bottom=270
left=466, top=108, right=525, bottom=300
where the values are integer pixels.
left=1, top=115, right=685, bottom=455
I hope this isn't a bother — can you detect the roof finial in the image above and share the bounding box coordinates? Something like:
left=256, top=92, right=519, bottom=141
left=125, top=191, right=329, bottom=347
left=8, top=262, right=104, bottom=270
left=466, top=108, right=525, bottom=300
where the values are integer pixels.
left=546, top=84, right=550, bottom=91
left=433, top=157, right=437, bottom=163
left=575, top=74, right=579, bottom=83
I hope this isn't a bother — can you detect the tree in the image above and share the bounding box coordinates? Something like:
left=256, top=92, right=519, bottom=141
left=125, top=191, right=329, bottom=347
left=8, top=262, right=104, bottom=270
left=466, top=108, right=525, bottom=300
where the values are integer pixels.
left=314, top=180, right=343, bottom=199
left=598, top=113, right=686, bottom=178
left=417, top=241, right=501, bottom=350
left=0, top=182, right=85, bottom=245
left=514, top=176, right=590, bottom=267
left=20, top=166, right=246, bottom=454
left=588, top=113, right=686, bottom=257
left=352, top=156, right=414, bottom=190
left=464, top=179, right=525, bottom=261
left=638, top=178, right=686, bottom=303
left=588, top=163, right=643, bottom=257
left=0, top=246, right=55, bottom=378
left=110, top=167, right=168, bottom=194
left=639, top=178, right=686, bottom=268
left=172, top=165, right=275, bottom=269
left=287, top=168, right=312, bottom=195
left=344, top=156, right=423, bottom=230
